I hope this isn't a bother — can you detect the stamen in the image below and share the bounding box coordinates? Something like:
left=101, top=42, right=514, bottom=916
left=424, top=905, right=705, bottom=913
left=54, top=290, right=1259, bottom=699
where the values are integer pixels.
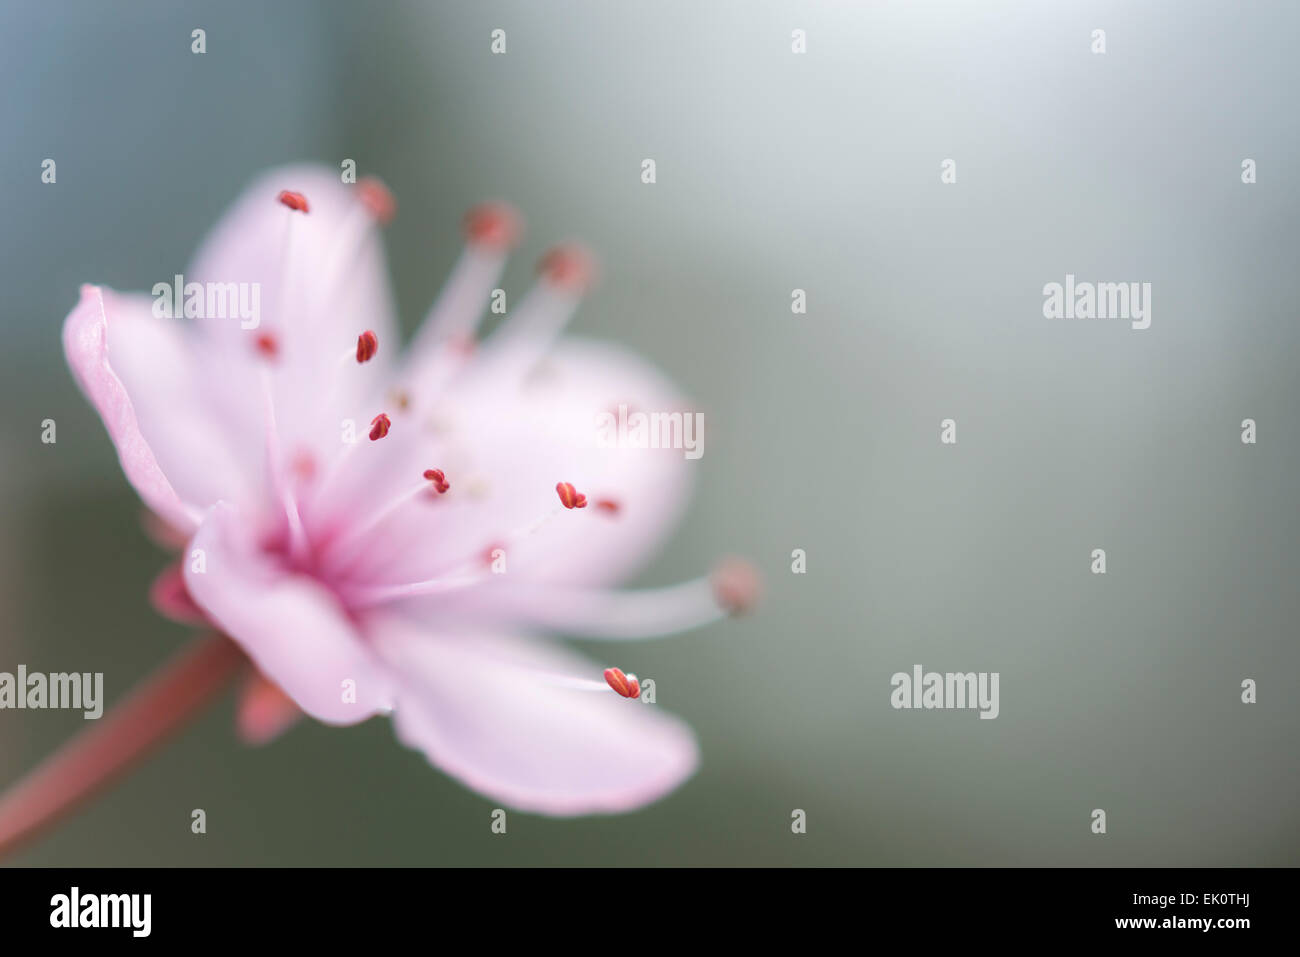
left=468, top=245, right=595, bottom=388
left=423, top=468, right=450, bottom=494
left=538, top=244, right=595, bottom=294
left=339, top=495, right=569, bottom=607
left=326, top=329, right=381, bottom=409
left=603, top=668, right=640, bottom=699
left=463, top=202, right=522, bottom=250
left=488, top=559, right=762, bottom=640
left=306, top=182, right=392, bottom=339
left=556, top=481, right=588, bottom=509
left=595, top=498, right=620, bottom=515
left=259, top=368, right=311, bottom=564
left=356, top=330, right=379, bottom=363
left=397, top=203, right=522, bottom=395
left=316, top=468, right=451, bottom=572
left=340, top=571, right=490, bottom=608
left=357, top=176, right=396, bottom=226
left=711, top=557, right=761, bottom=616
left=300, top=403, right=407, bottom=521
left=270, top=185, right=382, bottom=521
left=277, top=190, right=309, bottom=213
left=525, top=670, right=643, bottom=695
left=271, top=188, right=308, bottom=345
left=254, top=332, right=279, bottom=359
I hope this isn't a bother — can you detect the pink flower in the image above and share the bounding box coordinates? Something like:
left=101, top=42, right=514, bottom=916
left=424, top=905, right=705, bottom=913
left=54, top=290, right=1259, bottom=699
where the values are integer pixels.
left=61, top=165, right=758, bottom=815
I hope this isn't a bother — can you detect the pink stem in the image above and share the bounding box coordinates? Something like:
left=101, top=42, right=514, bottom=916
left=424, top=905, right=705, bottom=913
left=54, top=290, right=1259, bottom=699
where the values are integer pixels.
left=0, top=633, right=247, bottom=861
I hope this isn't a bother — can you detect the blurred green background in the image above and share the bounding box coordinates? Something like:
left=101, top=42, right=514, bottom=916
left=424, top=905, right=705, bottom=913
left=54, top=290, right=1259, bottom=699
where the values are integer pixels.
left=1, top=0, right=1296, bottom=865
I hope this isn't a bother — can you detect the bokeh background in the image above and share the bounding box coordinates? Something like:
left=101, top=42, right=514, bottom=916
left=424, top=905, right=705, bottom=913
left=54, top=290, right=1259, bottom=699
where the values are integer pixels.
left=1, top=0, right=1296, bottom=865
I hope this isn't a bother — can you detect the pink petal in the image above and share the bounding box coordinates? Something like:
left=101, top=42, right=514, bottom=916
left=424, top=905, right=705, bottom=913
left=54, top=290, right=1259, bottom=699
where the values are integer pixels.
left=139, top=507, right=192, bottom=552
left=186, top=164, right=400, bottom=454
left=62, top=285, right=205, bottom=533
left=148, top=562, right=209, bottom=626
left=183, top=503, right=393, bottom=725
left=64, top=285, right=268, bottom=522
left=367, top=614, right=699, bottom=815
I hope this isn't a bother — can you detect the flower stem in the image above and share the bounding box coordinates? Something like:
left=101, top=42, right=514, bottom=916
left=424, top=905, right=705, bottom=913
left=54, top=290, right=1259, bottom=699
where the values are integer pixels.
left=0, top=633, right=246, bottom=861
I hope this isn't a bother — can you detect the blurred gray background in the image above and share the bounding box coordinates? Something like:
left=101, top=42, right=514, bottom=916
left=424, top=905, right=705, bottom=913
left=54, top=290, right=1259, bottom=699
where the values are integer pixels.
left=1, top=0, right=1296, bottom=865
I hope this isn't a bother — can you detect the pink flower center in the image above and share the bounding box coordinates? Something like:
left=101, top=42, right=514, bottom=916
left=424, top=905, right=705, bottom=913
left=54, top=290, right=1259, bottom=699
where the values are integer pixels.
left=242, top=184, right=755, bottom=686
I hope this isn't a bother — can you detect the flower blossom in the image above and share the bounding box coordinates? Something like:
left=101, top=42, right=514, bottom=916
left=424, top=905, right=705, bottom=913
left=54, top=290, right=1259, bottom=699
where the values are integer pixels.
left=61, top=165, right=758, bottom=815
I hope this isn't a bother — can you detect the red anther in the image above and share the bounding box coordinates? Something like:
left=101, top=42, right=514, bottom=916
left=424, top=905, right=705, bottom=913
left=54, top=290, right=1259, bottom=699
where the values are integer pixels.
left=604, top=668, right=640, bottom=699
left=277, top=190, right=309, bottom=213
left=254, top=332, right=279, bottom=359
left=595, top=498, right=620, bottom=515
left=463, top=201, right=522, bottom=250
left=537, top=244, right=595, bottom=293
left=556, top=482, right=587, bottom=509
left=423, top=468, right=450, bottom=494
left=369, top=413, right=392, bottom=441
left=357, top=176, right=396, bottom=225
left=711, top=557, right=761, bottom=617
left=356, top=329, right=379, bottom=363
